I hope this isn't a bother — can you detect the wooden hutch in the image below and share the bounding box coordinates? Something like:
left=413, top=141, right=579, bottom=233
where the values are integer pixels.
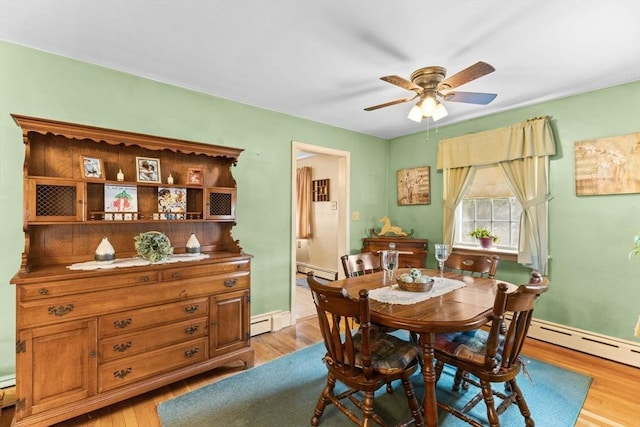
left=9, top=115, right=253, bottom=426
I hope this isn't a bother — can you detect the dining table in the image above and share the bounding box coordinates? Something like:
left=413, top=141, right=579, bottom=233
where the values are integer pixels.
left=327, top=267, right=516, bottom=427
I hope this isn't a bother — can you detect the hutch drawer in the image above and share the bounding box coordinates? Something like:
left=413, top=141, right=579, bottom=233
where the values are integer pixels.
left=99, top=316, right=209, bottom=362
left=98, top=337, right=208, bottom=393
left=19, top=270, right=160, bottom=300
left=99, top=297, right=209, bottom=338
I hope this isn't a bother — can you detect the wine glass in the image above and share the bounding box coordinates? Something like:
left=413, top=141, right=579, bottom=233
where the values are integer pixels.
left=434, top=244, right=451, bottom=278
left=380, top=250, right=399, bottom=283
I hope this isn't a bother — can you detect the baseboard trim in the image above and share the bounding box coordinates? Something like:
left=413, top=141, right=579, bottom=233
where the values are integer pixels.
left=526, top=318, right=640, bottom=368
left=296, top=263, right=337, bottom=281
left=250, top=310, right=286, bottom=336
left=254, top=310, right=640, bottom=367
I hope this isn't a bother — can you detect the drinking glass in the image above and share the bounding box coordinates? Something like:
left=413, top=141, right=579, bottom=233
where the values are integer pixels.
left=434, top=244, right=451, bottom=278
left=380, top=250, right=399, bottom=283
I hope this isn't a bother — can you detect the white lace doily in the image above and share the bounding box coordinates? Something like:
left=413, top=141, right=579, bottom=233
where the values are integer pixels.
left=368, top=277, right=467, bottom=305
left=67, top=254, right=210, bottom=271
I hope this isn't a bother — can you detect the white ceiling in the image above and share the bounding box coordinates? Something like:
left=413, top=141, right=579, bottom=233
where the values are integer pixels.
left=1, top=0, right=639, bottom=139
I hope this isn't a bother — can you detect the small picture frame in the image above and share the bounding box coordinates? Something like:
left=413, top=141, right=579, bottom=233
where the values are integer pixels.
left=81, top=156, right=105, bottom=180
left=187, top=167, right=203, bottom=185
left=136, top=157, right=161, bottom=183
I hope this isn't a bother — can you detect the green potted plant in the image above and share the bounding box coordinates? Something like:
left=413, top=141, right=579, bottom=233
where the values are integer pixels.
left=468, top=227, right=499, bottom=249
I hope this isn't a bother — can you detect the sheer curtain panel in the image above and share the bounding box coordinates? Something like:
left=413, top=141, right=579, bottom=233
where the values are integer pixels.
left=296, top=166, right=312, bottom=239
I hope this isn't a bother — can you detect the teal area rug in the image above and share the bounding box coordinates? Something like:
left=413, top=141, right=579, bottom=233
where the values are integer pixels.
left=157, top=342, right=591, bottom=426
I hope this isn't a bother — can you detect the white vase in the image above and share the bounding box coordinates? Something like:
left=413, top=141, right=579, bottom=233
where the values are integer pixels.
left=95, top=236, right=116, bottom=261
left=185, top=233, right=201, bottom=255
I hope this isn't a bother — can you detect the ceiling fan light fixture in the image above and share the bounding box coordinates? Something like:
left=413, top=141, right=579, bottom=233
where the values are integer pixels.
left=432, top=102, right=448, bottom=121
left=418, top=96, right=437, bottom=116
left=407, top=105, right=423, bottom=122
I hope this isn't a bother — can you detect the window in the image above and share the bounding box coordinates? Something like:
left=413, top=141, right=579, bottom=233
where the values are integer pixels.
left=453, top=165, right=522, bottom=251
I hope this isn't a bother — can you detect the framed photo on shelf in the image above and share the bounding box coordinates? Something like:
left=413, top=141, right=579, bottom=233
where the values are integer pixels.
left=187, top=167, right=203, bottom=185
left=104, top=184, right=138, bottom=213
left=158, top=187, right=187, bottom=217
left=81, top=155, right=105, bottom=180
left=136, top=157, right=161, bottom=183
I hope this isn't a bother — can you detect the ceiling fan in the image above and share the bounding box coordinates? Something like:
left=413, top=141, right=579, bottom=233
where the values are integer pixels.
left=364, top=61, right=497, bottom=122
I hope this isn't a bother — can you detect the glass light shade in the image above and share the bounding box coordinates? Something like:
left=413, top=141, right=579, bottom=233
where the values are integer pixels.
left=419, top=96, right=437, bottom=116
left=407, top=105, right=423, bottom=122
left=432, top=102, right=448, bottom=121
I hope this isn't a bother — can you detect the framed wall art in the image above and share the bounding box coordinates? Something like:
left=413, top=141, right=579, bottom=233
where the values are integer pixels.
left=81, top=155, right=105, bottom=180
left=136, top=156, right=161, bottom=183
left=187, top=167, right=203, bottom=185
left=575, top=132, right=640, bottom=196
left=397, top=166, right=430, bottom=205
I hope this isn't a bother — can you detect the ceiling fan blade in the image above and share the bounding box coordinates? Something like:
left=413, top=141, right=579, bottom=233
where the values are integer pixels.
left=380, top=75, right=423, bottom=92
left=439, top=61, right=495, bottom=92
left=443, top=91, right=497, bottom=105
left=364, top=95, right=418, bottom=111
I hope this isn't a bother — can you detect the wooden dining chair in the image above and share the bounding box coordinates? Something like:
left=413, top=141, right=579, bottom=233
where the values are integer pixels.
left=306, top=273, right=423, bottom=427
left=433, top=272, right=548, bottom=427
left=340, top=252, right=381, bottom=278
left=444, top=252, right=500, bottom=278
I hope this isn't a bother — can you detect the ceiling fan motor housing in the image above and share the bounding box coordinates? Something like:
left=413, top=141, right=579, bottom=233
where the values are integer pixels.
left=410, top=66, right=447, bottom=91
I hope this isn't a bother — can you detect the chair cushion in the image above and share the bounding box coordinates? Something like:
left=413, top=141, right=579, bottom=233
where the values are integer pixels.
left=434, top=329, right=504, bottom=366
left=353, top=330, right=420, bottom=374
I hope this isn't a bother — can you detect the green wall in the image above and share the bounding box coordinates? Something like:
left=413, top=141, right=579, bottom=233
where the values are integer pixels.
left=0, top=40, right=638, bottom=381
left=0, top=41, right=388, bottom=380
left=387, top=81, right=640, bottom=341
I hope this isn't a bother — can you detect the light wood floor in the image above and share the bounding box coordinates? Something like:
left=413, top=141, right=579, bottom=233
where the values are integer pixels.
left=1, top=314, right=638, bottom=427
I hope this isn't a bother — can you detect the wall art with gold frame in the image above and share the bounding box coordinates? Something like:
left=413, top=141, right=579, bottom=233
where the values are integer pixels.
left=575, top=132, right=640, bottom=196
left=397, top=166, right=430, bottom=205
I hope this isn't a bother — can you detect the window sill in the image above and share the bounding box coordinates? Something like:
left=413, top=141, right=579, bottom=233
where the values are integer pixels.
left=452, top=245, right=518, bottom=262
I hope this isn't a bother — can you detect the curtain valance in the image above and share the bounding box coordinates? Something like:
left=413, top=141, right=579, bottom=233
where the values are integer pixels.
left=437, top=117, right=556, bottom=169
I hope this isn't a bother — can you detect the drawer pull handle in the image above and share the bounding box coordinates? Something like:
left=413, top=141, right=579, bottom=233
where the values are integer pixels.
left=224, top=279, right=237, bottom=287
left=48, top=304, right=74, bottom=317
left=113, top=318, right=132, bottom=329
left=141, top=276, right=149, bottom=282
left=89, top=351, right=97, bottom=358
left=185, top=304, right=200, bottom=314
left=184, top=348, right=200, bottom=358
left=113, top=342, right=132, bottom=352
left=184, top=325, right=200, bottom=335
left=113, top=368, right=132, bottom=379
left=38, top=288, right=49, bottom=295
left=173, top=272, right=180, bottom=278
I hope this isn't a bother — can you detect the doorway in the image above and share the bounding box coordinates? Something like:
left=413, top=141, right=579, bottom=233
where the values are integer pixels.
left=291, top=141, right=350, bottom=322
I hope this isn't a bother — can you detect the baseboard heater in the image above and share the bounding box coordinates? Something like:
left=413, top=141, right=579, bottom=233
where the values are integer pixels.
left=250, top=310, right=285, bottom=336
left=526, top=317, right=640, bottom=368
left=296, top=263, right=338, bottom=281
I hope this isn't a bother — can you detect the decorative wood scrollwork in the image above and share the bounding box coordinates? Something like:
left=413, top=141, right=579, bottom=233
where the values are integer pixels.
left=48, top=304, right=74, bottom=316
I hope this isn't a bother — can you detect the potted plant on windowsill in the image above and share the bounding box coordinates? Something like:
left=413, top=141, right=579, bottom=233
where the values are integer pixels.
left=468, top=227, right=499, bottom=249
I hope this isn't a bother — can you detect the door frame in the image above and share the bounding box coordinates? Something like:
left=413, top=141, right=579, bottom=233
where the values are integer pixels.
left=291, top=141, right=350, bottom=324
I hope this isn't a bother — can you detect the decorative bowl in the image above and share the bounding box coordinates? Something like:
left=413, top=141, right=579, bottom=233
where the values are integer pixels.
left=396, top=270, right=434, bottom=292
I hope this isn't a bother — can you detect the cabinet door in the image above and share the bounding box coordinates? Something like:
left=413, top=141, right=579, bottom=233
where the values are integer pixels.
left=209, top=290, right=249, bottom=356
left=205, top=187, right=236, bottom=220
left=17, top=319, right=97, bottom=418
left=27, top=178, right=84, bottom=222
